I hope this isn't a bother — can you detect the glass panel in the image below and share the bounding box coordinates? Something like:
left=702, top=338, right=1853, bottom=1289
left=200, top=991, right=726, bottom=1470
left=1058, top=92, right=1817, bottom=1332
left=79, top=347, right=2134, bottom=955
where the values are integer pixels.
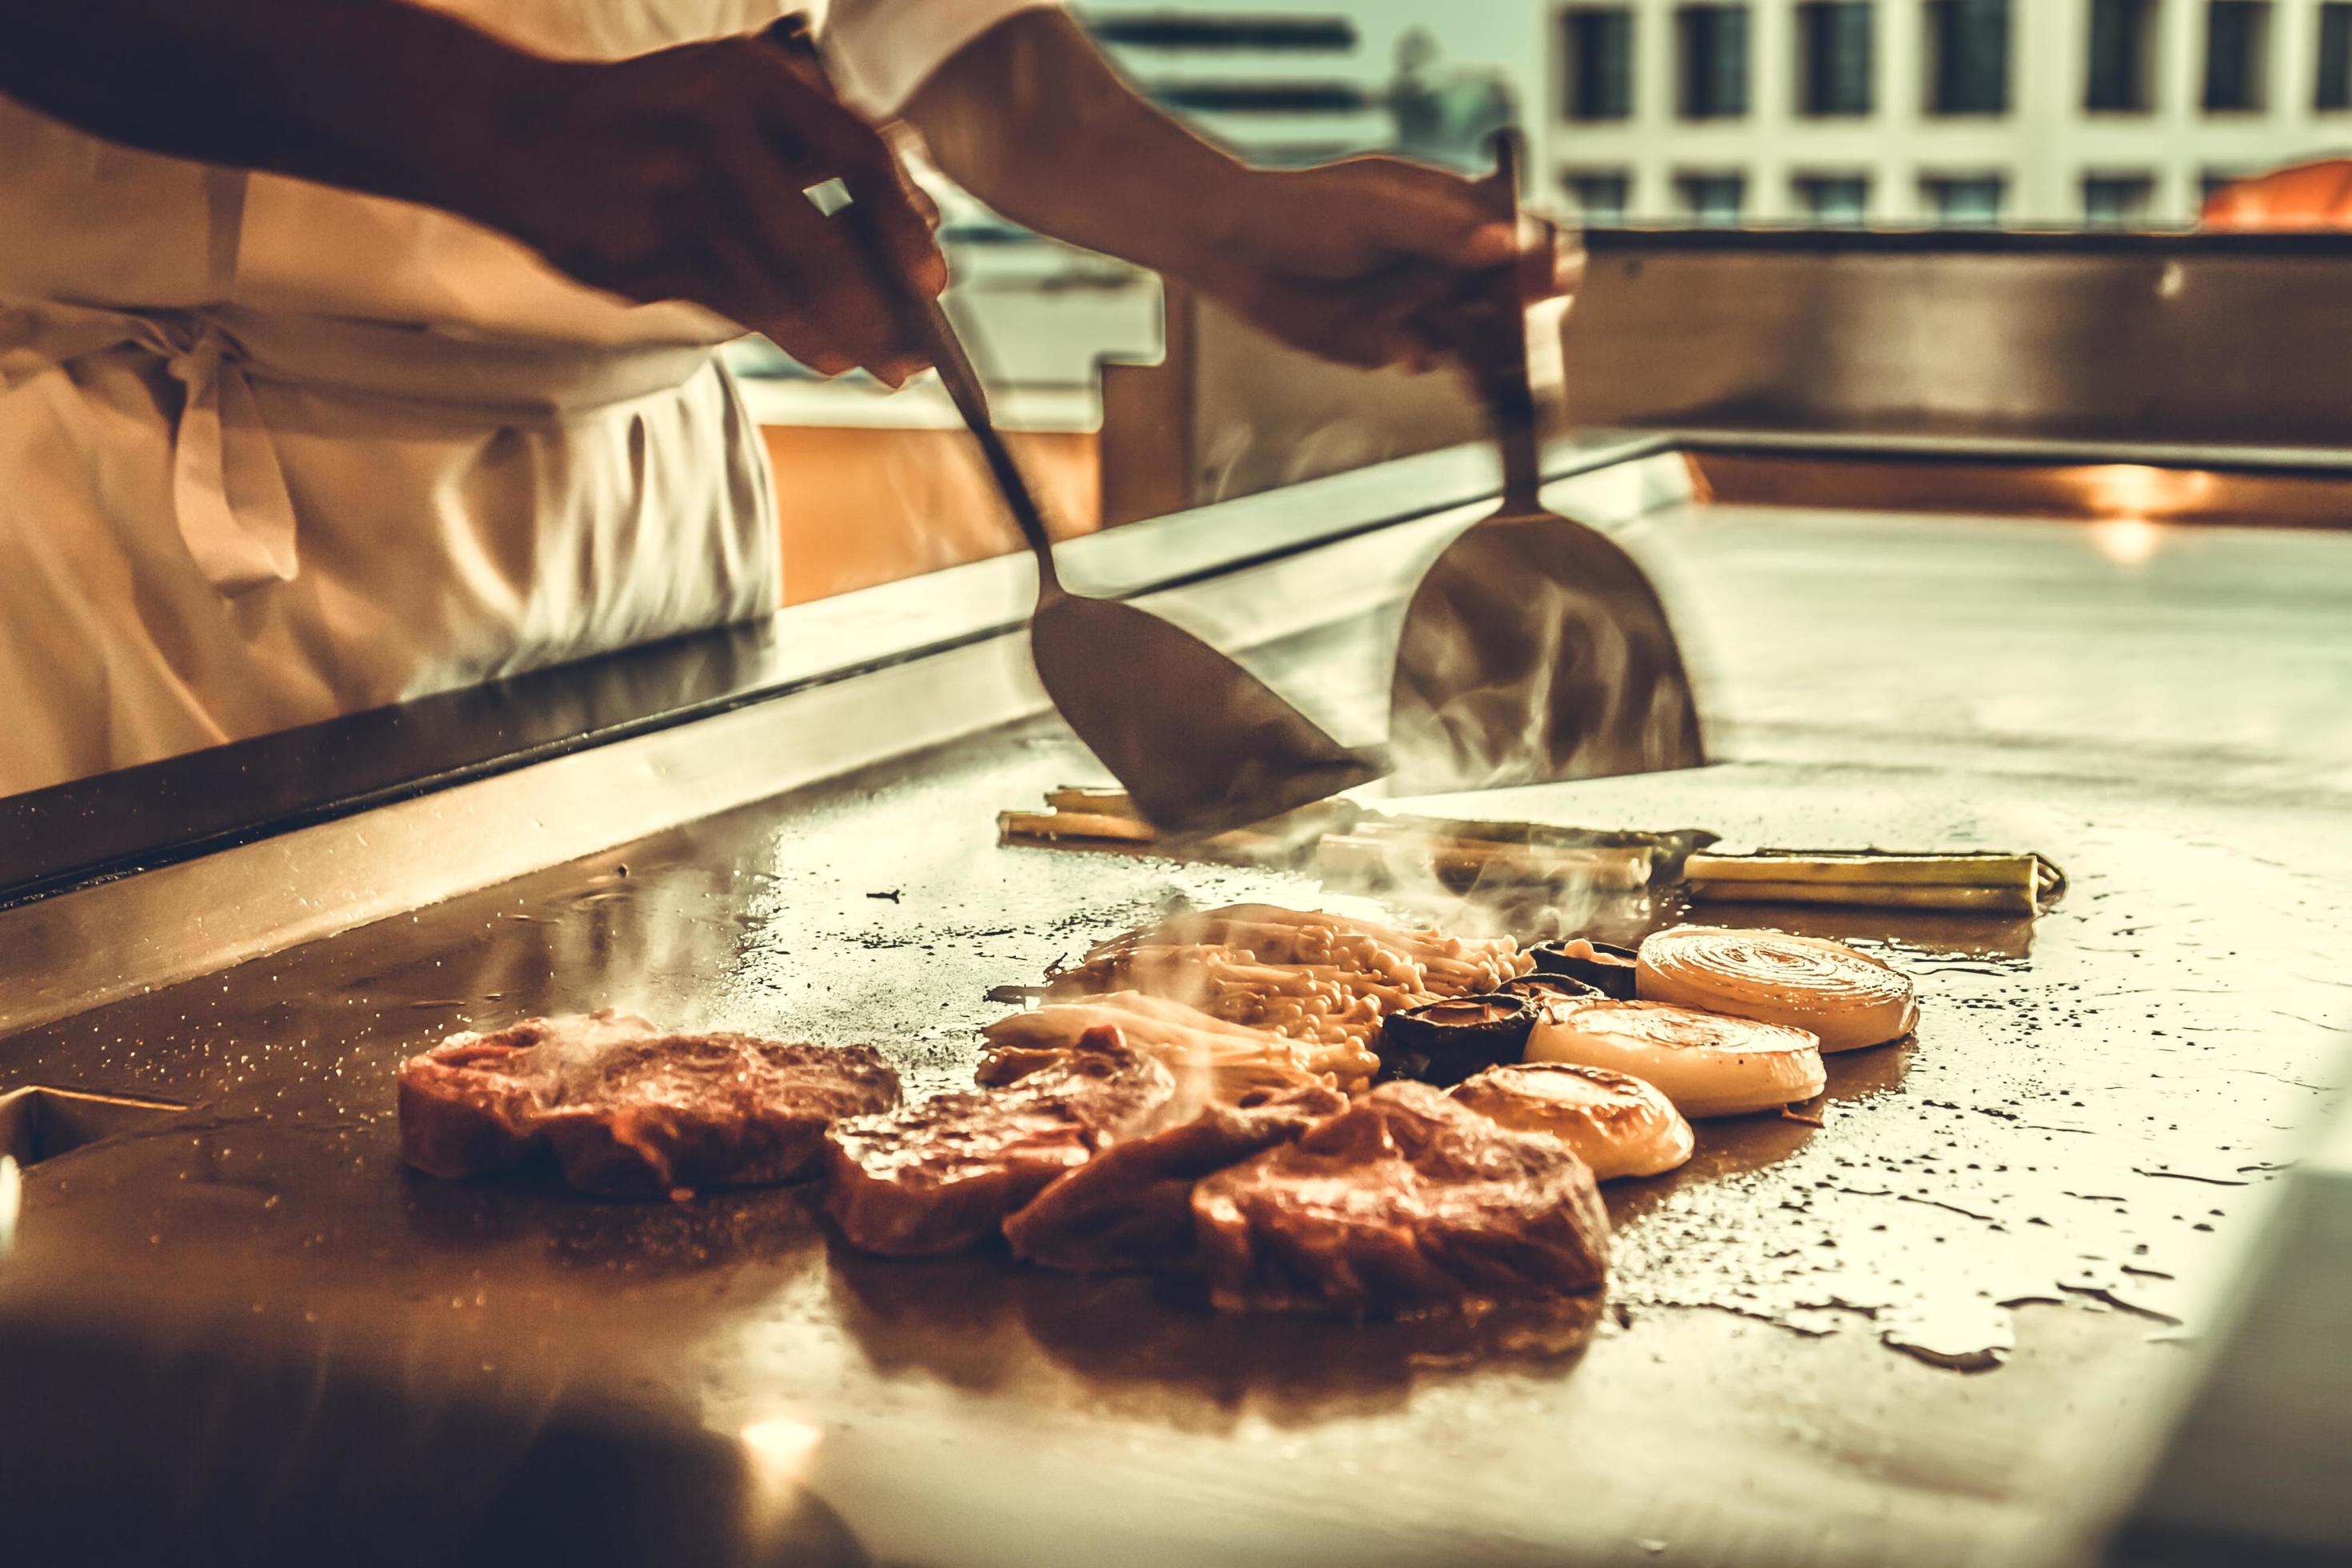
left=1922, top=174, right=2006, bottom=225
left=1566, top=7, right=1637, bottom=121
left=1926, top=0, right=2011, bottom=114
left=1567, top=172, right=1634, bottom=226
left=2086, top=0, right=2158, bottom=112
left=2319, top=4, right=2352, bottom=111
left=1678, top=172, right=1749, bottom=224
left=1796, top=174, right=1873, bottom=225
left=2203, top=1, right=2270, bottom=112
left=1678, top=4, right=1751, bottom=119
left=2083, top=174, right=2157, bottom=225
left=1798, top=2, right=1876, bottom=115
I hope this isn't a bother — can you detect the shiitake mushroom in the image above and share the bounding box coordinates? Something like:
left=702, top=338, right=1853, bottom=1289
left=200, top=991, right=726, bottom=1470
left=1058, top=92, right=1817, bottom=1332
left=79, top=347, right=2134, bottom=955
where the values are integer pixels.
left=1375, top=991, right=1536, bottom=1086
left=1499, top=972, right=1605, bottom=1007
left=1530, top=938, right=1639, bottom=999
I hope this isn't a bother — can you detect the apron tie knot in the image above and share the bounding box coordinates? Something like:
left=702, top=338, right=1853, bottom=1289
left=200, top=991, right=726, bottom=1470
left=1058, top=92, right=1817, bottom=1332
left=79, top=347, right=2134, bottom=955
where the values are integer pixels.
left=151, top=314, right=300, bottom=595
left=0, top=302, right=299, bottom=596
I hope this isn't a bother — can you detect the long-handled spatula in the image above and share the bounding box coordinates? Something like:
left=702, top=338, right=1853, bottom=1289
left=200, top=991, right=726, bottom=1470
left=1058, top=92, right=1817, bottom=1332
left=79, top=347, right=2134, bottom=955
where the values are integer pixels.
left=1389, top=133, right=1704, bottom=792
left=836, top=198, right=1386, bottom=835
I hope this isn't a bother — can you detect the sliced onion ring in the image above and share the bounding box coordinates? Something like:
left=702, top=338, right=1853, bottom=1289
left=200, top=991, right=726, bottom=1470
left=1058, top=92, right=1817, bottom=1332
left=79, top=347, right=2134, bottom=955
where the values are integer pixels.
left=1450, top=1062, right=1694, bottom=1179
left=1527, top=998, right=1825, bottom=1118
left=1635, top=926, right=1918, bottom=1053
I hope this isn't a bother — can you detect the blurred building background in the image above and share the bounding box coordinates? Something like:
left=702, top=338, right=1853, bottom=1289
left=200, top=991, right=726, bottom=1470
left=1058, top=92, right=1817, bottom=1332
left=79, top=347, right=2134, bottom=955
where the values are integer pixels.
left=1546, top=0, right=2352, bottom=227
left=832, top=0, right=2352, bottom=394
left=1070, top=0, right=2352, bottom=229
left=740, top=2, right=2352, bottom=602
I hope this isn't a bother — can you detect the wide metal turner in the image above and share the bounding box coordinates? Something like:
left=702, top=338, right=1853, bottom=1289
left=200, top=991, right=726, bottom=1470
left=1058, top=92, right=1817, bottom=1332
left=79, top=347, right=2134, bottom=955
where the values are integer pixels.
left=1389, top=132, right=1704, bottom=793
left=835, top=198, right=1385, bottom=836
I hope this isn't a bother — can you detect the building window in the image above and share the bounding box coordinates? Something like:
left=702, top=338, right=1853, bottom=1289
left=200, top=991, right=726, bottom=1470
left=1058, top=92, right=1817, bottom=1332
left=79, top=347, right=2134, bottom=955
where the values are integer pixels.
left=1676, top=171, right=1747, bottom=226
left=2319, top=2, right=2352, bottom=110
left=2086, top=0, right=2158, bottom=112
left=1677, top=5, right=1751, bottom=118
left=2202, top=1, right=2270, bottom=111
left=1922, top=173, right=2005, bottom=226
left=1794, top=173, right=1872, bottom=224
left=1798, top=2, right=1875, bottom=115
left=1566, top=171, right=1634, bottom=226
left=2082, top=173, right=2156, bottom=226
left=1563, top=7, right=1636, bottom=121
left=1926, top=0, right=2010, bottom=114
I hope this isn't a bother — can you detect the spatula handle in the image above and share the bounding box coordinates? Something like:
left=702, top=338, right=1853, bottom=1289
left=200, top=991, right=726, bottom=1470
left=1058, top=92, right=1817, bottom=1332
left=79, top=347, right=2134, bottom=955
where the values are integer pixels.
left=1474, top=130, right=1543, bottom=514
left=880, top=270, right=1064, bottom=592
left=763, top=15, right=1062, bottom=591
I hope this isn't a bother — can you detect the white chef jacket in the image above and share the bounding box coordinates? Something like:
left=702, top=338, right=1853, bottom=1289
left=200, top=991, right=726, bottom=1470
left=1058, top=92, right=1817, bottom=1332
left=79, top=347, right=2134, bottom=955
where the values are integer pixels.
left=0, top=0, right=1053, bottom=798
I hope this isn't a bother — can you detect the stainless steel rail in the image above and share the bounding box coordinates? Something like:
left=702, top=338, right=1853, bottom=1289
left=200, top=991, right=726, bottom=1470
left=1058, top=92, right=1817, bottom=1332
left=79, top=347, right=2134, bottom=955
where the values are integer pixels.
left=0, top=442, right=1691, bottom=1039
left=1564, top=230, right=2352, bottom=453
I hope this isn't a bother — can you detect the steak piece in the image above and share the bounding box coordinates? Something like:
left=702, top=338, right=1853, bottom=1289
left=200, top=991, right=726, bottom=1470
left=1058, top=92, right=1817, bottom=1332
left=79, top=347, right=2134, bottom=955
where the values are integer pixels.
left=1003, top=1082, right=1346, bottom=1274
left=824, top=1026, right=1174, bottom=1257
left=398, top=1016, right=589, bottom=1181
left=1191, top=1081, right=1610, bottom=1315
left=397, top=1010, right=902, bottom=1198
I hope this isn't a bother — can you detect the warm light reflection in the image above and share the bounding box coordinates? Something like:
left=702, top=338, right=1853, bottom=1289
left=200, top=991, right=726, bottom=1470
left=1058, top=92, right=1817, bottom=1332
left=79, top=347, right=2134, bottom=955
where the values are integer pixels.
left=2090, top=516, right=2163, bottom=567
left=2074, top=463, right=2214, bottom=520
left=738, top=1414, right=824, bottom=1482
left=0, top=1154, right=19, bottom=1255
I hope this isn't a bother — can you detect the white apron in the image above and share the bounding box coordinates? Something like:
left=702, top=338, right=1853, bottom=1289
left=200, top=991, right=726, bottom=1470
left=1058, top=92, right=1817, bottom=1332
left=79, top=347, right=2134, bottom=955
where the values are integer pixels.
left=0, top=0, right=1054, bottom=798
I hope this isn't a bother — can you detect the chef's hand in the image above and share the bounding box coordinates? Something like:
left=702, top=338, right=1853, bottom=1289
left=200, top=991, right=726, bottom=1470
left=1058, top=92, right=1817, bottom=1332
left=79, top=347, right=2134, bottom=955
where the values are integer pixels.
left=0, top=2, right=941, bottom=377
left=907, top=12, right=1568, bottom=375
left=433, top=35, right=945, bottom=382
left=1179, top=156, right=1578, bottom=370
left=2199, top=159, right=2352, bottom=230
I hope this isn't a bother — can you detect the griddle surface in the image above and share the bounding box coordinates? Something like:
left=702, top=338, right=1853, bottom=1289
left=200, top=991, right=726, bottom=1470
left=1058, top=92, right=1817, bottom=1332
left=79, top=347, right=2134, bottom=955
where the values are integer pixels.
left=4, top=503, right=2350, bottom=1566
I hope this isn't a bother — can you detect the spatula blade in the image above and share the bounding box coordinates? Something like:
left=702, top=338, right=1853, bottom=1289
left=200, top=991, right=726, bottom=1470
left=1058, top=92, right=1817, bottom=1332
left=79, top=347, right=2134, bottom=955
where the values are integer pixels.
left=1032, top=597, right=1387, bottom=836
left=1388, top=507, right=1704, bottom=794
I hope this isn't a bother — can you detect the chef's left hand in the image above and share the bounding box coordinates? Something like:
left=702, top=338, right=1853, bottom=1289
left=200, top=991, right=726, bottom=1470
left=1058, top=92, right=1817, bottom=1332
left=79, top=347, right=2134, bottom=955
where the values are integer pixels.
left=1178, top=155, right=1578, bottom=370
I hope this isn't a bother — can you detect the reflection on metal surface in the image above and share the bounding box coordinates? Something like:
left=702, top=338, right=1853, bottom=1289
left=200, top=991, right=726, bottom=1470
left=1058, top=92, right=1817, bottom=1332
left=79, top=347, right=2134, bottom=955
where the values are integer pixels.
left=0, top=434, right=1674, bottom=911
left=0, top=451, right=1694, bottom=1042
left=740, top=1414, right=828, bottom=1543
left=739, top=1415, right=824, bottom=1480
left=2089, top=518, right=2165, bottom=568
left=1689, top=450, right=2352, bottom=530
left=0, top=1085, right=187, bottom=1168
left=1566, top=233, right=2352, bottom=450
left=0, top=1154, right=17, bottom=1255
left=2076, top=464, right=2218, bottom=522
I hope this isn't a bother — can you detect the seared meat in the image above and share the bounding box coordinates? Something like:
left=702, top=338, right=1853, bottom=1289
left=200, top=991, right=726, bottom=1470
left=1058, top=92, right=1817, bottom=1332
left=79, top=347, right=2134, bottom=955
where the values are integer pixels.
left=825, top=1026, right=1173, bottom=1257
left=1003, top=1082, right=1346, bottom=1274
left=397, top=1010, right=902, bottom=1198
left=397, top=1018, right=573, bottom=1180
left=1191, top=1082, right=1610, bottom=1315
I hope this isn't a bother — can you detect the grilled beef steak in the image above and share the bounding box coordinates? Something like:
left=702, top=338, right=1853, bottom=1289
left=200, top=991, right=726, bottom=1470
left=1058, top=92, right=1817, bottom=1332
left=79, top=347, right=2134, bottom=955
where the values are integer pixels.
left=1190, top=1081, right=1610, bottom=1314
left=824, top=1026, right=1174, bottom=1257
left=397, top=1010, right=902, bottom=1198
left=1003, top=1082, right=1346, bottom=1273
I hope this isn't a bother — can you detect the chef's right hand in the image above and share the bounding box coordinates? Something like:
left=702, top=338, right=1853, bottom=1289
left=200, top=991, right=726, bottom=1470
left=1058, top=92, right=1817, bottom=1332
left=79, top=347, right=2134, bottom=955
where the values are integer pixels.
left=438, top=34, right=944, bottom=382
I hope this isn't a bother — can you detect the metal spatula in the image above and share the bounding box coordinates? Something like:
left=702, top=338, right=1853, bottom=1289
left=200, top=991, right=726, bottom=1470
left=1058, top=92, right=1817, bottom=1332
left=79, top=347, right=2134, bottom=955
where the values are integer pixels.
left=835, top=202, right=1386, bottom=836
left=1388, top=133, right=1704, bottom=793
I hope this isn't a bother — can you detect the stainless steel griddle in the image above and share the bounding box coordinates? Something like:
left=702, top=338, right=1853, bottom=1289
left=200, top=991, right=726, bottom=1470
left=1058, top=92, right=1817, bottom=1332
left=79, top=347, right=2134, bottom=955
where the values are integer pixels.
left=4, top=234, right=2351, bottom=1568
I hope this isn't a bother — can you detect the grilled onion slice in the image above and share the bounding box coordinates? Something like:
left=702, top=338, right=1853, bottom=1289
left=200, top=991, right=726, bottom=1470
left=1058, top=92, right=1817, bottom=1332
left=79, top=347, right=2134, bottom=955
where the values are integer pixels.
left=1450, top=1062, right=1694, bottom=1179
left=1526, top=998, right=1825, bottom=1118
left=1635, top=926, right=1918, bottom=1053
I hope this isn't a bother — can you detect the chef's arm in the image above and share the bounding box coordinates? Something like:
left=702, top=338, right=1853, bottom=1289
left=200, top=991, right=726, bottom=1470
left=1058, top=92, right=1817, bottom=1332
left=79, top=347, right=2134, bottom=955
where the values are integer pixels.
left=903, top=9, right=1543, bottom=369
left=0, top=0, right=942, bottom=380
